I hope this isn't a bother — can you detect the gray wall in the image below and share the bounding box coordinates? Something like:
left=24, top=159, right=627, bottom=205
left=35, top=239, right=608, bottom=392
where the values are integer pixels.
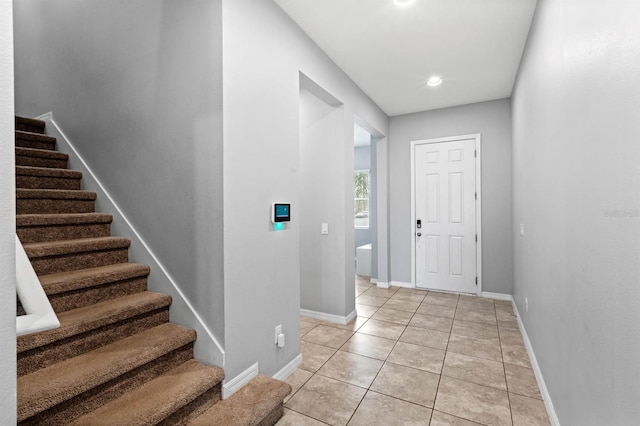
left=389, top=99, right=513, bottom=294
left=354, top=145, right=372, bottom=253
left=0, top=1, right=16, bottom=421
left=512, top=0, right=640, bottom=424
left=299, top=87, right=348, bottom=316
left=222, top=0, right=388, bottom=379
left=13, top=0, right=225, bottom=351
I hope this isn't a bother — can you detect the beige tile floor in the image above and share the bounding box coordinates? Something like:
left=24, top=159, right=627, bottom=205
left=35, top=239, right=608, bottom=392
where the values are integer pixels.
left=277, top=277, right=550, bottom=426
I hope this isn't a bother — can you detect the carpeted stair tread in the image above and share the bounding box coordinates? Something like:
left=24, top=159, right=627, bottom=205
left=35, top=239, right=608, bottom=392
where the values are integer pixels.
left=17, top=213, right=113, bottom=243
left=18, top=291, right=172, bottom=353
left=17, top=212, right=112, bottom=227
left=16, top=165, right=81, bottom=179
left=191, top=374, right=292, bottom=426
left=16, top=165, right=83, bottom=190
left=38, top=262, right=150, bottom=296
left=23, top=236, right=130, bottom=258
left=16, top=130, right=57, bottom=150
left=17, top=188, right=97, bottom=200
left=23, top=237, right=130, bottom=275
left=70, top=359, right=224, bottom=426
left=17, top=189, right=96, bottom=214
left=16, top=116, right=46, bottom=133
left=17, top=323, right=197, bottom=422
left=15, top=147, right=68, bottom=169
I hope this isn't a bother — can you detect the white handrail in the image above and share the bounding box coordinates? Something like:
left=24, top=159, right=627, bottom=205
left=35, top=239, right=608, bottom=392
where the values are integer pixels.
left=15, top=234, right=60, bottom=336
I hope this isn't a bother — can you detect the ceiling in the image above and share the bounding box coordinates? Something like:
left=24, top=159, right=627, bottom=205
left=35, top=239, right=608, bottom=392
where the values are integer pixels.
left=274, top=0, right=538, bottom=116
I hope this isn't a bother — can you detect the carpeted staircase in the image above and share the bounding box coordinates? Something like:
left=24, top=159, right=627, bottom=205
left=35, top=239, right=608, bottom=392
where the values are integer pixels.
left=15, top=116, right=291, bottom=425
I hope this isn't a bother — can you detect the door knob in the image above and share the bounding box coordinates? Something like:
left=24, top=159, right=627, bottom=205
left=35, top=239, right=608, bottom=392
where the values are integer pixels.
left=416, top=232, right=422, bottom=237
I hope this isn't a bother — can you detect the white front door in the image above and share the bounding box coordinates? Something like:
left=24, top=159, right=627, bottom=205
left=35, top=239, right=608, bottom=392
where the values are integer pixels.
left=414, top=138, right=477, bottom=293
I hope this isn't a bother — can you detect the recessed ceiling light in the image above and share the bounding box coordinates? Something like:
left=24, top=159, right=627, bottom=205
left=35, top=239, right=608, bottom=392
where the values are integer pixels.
left=394, top=0, right=416, bottom=6
left=427, top=76, right=442, bottom=87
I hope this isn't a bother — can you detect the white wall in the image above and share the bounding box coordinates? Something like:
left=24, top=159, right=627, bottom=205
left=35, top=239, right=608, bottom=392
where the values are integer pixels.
left=13, top=0, right=225, bottom=362
left=0, top=0, right=16, bottom=421
left=512, top=0, right=640, bottom=424
left=299, top=88, right=350, bottom=316
left=389, top=99, right=513, bottom=293
left=222, top=0, right=388, bottom=379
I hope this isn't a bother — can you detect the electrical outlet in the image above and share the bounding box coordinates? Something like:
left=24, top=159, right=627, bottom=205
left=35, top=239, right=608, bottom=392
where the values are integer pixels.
left=275, top=324, right=282, bottom=344
left=525, top=297, right=529, bottom=313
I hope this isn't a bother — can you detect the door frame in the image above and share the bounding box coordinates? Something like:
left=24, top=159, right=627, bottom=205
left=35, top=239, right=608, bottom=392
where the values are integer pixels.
left=410, top=134, right=482, bottom=296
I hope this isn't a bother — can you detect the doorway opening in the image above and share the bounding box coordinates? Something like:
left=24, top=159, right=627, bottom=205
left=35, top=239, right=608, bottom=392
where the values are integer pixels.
left=354, top=124, right=372, bottom=278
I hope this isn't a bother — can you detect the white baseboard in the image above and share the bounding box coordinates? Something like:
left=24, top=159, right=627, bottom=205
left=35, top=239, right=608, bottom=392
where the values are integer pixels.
left=300, top=308, right=356, bottom=325
left=38, top=113, right=225, bottom=367
left=390, top=280, right=414, bottom=288
left=512, top=300, right=561, bottom=426
left=376, top=281, right=389, bottom=289
left=481, top=291, right=512, bottom=301
left=370, top=278, right=378, bottom=284
left=272, top=353, right=303, bottom=381
left=223, top=362, right=259, bottom=400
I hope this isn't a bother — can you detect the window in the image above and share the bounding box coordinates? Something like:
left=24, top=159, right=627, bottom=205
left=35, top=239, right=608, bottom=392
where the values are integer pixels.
left=354, top=170, right=369, bottom=228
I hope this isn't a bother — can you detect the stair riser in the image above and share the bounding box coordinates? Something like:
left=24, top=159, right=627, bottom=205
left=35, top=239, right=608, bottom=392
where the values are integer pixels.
left=16, top=138, right=56, bottom=151
left=17, top=199, right=95, bottom=215
left=16, top=154, right=68, bottom=169
left=18, top=308, right=170, bottom=376
left=159, top=386, right=222, bottom=426
left=17, top=222, right=111, bottom=243
left=258, top=404, right=285, bottom=426
left=17, top=276, right=148, bottom=315
left=52, top=276, right=149, bottom=313
left=19, top=344, right=194, bottom=425
left=15, top=118, right=45, bottom=134
left=16, top=123, right=45, bottom=134
left=29, top=249, right=129, bottom=275
left=17, top=175, right=82, bottom=190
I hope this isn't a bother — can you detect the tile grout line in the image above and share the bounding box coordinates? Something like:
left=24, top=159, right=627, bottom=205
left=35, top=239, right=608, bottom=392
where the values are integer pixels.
left=344, top=286, right=426, bottom=425
left=432, top=292, right=459, bottom=423
left=493, top=299, right=517, bottom=426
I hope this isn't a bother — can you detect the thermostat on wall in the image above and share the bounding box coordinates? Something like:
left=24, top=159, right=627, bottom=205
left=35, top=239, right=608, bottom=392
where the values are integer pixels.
left=271, top=203, right=291, bottom=224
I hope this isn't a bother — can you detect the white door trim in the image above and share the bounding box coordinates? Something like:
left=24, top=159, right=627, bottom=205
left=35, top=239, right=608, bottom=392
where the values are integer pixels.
left=410, top=134, right=482, bottom=296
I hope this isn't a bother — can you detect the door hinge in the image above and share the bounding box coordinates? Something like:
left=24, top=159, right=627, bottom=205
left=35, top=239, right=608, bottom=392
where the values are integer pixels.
left=475, top=234, right=477, bottom=242
left=475, top=192, right=477, bottom=200
left=474, top=150, right=477, bottom=158
left=476, top=277, right=478, bottom=285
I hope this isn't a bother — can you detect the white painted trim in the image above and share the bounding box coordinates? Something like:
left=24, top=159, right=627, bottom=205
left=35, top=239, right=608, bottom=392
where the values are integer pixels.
left=35, top=111, right=53, bottom=122
left=476, top=135, right=482, bottom=296
left=410, top=134, right=482, bottom=296
left=370, top=278, right=378, bottom=284
left=38, top=113, right=225, bottom=366
left=376, top=281, right=389, bottom=289
left=481, top=291, right=512, bottom=301
left=512, top=300, right=561, bottom=426
left=272, top=353, right=303, bottom=381
left=15, top=234, right=60, bottom=336
left=390, top=280, right=414, bottom=289
left=223, top=362, right=259, bottom=400
left=300, top=308, right=356, bottom=325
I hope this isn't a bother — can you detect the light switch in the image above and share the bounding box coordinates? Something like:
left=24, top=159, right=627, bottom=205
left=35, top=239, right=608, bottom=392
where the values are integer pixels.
left=520, top=224, right=525, bottom=237
left=321, top=223, right=329, bottom=235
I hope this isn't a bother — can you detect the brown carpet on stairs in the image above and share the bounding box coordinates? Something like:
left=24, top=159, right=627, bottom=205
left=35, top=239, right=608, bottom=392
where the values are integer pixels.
left=15, top=115, right=290, bottom=425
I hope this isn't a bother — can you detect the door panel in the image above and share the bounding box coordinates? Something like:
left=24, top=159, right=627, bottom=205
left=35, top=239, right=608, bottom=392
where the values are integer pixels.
left=415, top=139, right=476, bottom=293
